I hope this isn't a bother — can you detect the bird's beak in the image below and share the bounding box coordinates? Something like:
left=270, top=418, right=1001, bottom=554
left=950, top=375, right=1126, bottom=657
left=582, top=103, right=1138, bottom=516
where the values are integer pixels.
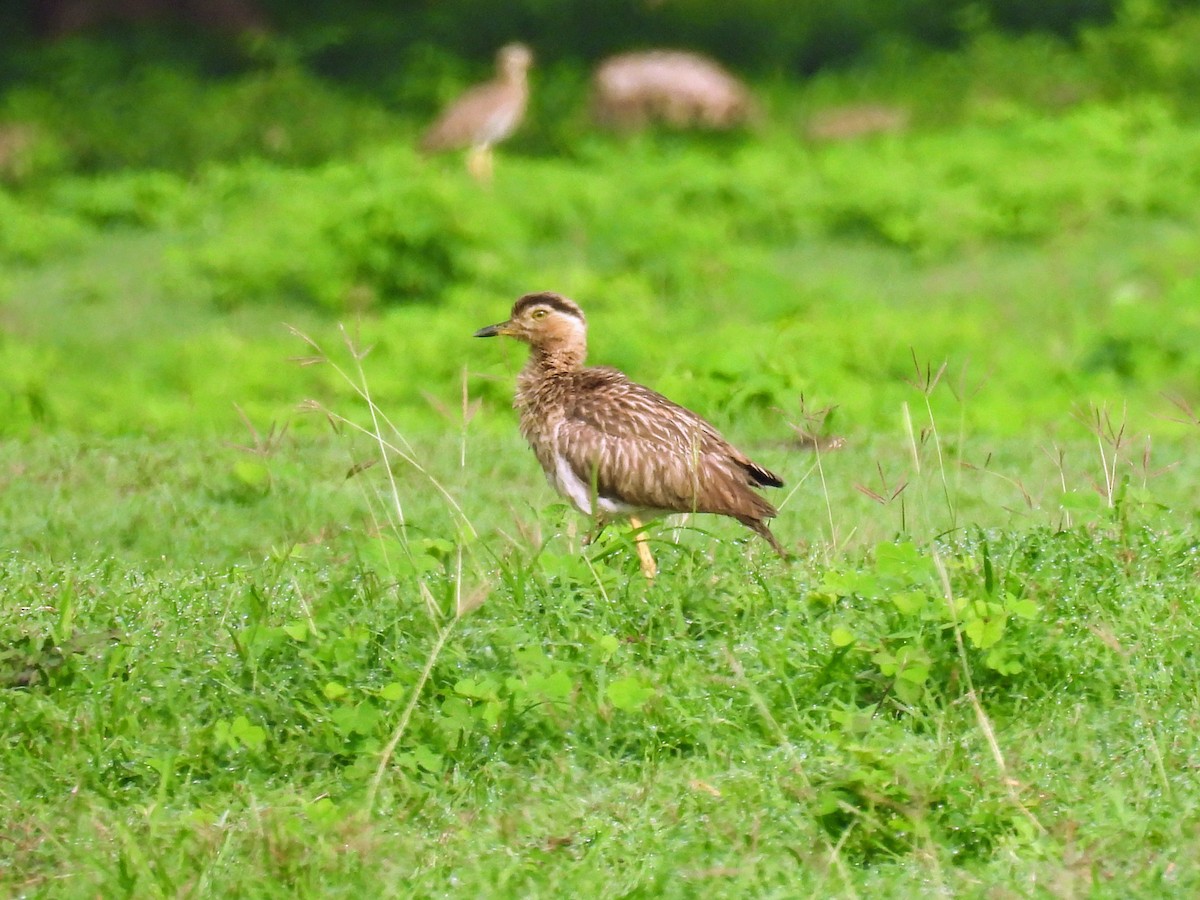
left=474, top=320, right=511, bottom=338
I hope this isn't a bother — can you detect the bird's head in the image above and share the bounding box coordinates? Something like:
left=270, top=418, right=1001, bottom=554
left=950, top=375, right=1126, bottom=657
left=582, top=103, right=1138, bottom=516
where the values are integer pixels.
left=475, top=292, right=587, bottom=362
left=497, top=44, right=534, bottom=82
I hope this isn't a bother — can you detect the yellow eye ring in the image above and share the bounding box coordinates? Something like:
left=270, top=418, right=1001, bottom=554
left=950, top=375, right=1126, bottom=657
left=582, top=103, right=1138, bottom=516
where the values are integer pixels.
left=531, top=308, right=548, bottom=319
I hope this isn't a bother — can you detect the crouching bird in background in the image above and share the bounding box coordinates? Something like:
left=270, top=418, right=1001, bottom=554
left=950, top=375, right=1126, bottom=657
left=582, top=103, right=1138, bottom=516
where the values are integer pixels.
left=420, top=43, right=533, bottom=182
left=474, top=292, right=785, bottom=578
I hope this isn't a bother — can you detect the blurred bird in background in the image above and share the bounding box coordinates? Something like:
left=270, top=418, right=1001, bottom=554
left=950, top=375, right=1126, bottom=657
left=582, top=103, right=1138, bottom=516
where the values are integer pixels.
left=420, top=43, right=533, bottom=181
left=591, top=50, right=755, bottom=131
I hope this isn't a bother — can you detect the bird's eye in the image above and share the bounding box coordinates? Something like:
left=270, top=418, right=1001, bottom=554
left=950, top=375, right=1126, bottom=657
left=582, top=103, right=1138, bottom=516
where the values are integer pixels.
left=531, top=308, right=548, bottom=319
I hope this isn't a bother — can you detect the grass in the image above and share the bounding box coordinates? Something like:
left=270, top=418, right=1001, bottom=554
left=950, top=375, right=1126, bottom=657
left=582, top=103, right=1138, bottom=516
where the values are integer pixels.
left=4, top=39, right=1200, bottom=897
left=4, top=458, right=1199, bottom=894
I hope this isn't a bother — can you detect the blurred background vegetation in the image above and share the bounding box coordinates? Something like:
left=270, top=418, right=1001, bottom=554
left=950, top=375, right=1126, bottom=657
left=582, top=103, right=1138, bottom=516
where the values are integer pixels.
left=2, top=0, right=1199, bottom=440
left=2, top=0, right=1200, bottom=176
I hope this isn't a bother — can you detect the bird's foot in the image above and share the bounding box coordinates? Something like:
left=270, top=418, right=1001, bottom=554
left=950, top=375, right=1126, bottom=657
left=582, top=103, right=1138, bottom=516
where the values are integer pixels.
left=582, top=520, right=607, bottom=548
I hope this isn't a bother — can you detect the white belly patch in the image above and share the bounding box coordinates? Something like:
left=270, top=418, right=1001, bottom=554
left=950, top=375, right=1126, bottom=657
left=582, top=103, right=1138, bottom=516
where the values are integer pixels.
left=552, top=452, right=637, bottom=517
left=553, top=452, right=592, bottom=514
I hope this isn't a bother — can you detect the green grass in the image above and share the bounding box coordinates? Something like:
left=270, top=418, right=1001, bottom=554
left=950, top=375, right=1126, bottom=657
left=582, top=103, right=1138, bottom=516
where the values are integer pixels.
left=4, top=39, right=1200, bottom=896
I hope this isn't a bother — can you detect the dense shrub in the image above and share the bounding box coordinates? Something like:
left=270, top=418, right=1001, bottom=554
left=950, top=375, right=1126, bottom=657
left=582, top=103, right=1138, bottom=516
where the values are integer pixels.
left=807, top=99, right=1200, bottom=254
left=1082, top=4, right=1200, bottom=102
left=1, top=49, right=399, bottom=174
left=166, top=94, right=1200, bottom=314
left=46, top=170, right=195, bottom=227
left=187, top=152, right=496, bottom=311
left=0, top=188, right=89, bottom=263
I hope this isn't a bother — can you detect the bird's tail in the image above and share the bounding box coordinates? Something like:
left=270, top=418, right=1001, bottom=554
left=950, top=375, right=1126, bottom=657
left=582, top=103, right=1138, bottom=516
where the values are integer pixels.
left=738, top=515, right=786, bottom=558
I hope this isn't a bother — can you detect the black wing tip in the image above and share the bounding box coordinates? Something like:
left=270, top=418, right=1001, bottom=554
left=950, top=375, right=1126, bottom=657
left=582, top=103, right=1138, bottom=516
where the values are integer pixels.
left=749, top=464, right=783, bottom=489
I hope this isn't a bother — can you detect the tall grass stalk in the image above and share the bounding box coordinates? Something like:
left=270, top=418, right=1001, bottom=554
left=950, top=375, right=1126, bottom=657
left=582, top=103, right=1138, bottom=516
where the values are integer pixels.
left=778, top=400, right=844, bottom=558
left=368, top=543, right=488, bottom=813
left=904, top=374, right=1045, bottom=836
left=1081, top=401, right=1129, bottom=509
left=906, top=353, right=957, bottom=531
left=289, top=324, right=479, bottom=545
left=930, top=548, right=1046, bottom=836
left=289, top=324, right=488, bottom=814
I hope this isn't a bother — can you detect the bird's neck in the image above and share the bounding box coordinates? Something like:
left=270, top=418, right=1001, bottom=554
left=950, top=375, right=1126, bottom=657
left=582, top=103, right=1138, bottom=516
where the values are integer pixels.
left=523, top=343, right=586, bottom=377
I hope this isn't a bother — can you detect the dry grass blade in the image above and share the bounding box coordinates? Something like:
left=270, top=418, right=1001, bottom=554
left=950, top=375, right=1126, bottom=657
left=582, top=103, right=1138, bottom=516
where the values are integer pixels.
left=906, top=348, right=947, bottom=396
left=344, top=459, right=377, bottom=479
left=228, top=403, right=289, bottom=456
left=367, top=546, right=489, bottom=814
left=290, top=328, right=478, bottom=541
left=1159, top=392, right=1200, bottom=427
left=283, top=322, right=321, bottom=351
left=959, top=460, right=1034, bottom=510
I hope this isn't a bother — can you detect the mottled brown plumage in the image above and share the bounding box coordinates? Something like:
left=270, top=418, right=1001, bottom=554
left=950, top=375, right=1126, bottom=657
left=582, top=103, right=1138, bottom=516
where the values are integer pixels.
left=591, top=50, right=755, bottom=131
left=420, top=43, right=532, bottom=180
left=474, top=292, right=785, bottom=564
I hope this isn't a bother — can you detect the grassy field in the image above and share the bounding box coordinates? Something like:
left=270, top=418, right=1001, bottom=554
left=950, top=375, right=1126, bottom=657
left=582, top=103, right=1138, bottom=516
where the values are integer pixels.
left=4, top=31, right=1200, bottom=897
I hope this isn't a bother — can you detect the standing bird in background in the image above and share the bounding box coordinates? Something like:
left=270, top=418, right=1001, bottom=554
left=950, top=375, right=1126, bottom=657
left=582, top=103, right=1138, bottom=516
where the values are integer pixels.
left=474, top=292, right=785, bottom=578
left=420, top=43, right=533, bottom=182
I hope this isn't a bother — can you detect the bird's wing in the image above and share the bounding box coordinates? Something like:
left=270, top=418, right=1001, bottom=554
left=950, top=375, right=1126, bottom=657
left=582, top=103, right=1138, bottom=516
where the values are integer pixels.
left=420, top=81, right=524, bottom=151
left=557, top=368, right=779, bottom=514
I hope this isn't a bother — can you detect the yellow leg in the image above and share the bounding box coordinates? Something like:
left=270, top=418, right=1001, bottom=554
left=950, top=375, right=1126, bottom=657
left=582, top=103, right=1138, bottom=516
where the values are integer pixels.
left=629, top=516, right=657, bottom=580
left=466, top=146, right=494, bottom=183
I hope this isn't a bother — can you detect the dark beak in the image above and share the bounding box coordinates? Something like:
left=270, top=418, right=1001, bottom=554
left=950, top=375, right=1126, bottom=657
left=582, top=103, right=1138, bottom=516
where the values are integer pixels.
left=474, top=322, right=507, bottom=338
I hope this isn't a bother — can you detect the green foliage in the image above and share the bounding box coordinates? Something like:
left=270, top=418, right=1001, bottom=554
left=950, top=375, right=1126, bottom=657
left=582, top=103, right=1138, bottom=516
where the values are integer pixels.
left=45, top=170, right=196, bottom=228
left=1082, top=3, right=1200, bottom=102
left=0, top=187, right=89, bottom=263
left=820, top=538, right=1041, bottom=712
left=2, top=53, right=397, bottom=174
left=4, top=20, right=1200, bottom=897
left=1080, top=273, right=1200, bottom=381
left=42, top=93, right=1175, bottom=318
left=7, top=8, right=1200, bottom=183
left=810, top=99, right=1200, bottom=254
left=186, top=153, right=494, bottom=311
left=3, top=488, right=1198, bottom=889
left=239, top=0, right=1127, bottom=78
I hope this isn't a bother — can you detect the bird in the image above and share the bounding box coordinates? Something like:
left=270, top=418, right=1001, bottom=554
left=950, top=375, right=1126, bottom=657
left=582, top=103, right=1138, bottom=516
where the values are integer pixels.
left=591, top=50, right=755, bottom=131
left=474, top=291, right=785, bottom=578
left=420, top=43, right=533, bottom=182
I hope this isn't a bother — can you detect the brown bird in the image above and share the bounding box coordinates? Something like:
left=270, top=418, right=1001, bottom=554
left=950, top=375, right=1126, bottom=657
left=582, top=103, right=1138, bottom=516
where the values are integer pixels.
left=591, top=50, right=755, bottom=131
left=420, top=43, right=533, bottom=181
left=474, top=292, right=785, bottom=577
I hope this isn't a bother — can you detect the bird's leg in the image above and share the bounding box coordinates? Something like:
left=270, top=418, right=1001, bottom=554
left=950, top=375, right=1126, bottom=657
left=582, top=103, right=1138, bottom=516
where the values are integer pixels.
left=583, top=519, right=607, bottom=547
left=467, top=146, right=494, bottom=183
left=629, top=516, right=657, bottom=580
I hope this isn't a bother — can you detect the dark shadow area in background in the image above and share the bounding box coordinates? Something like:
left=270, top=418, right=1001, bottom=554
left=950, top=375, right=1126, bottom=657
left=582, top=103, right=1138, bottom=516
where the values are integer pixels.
left=3, top=0, right=1132, bottom=91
